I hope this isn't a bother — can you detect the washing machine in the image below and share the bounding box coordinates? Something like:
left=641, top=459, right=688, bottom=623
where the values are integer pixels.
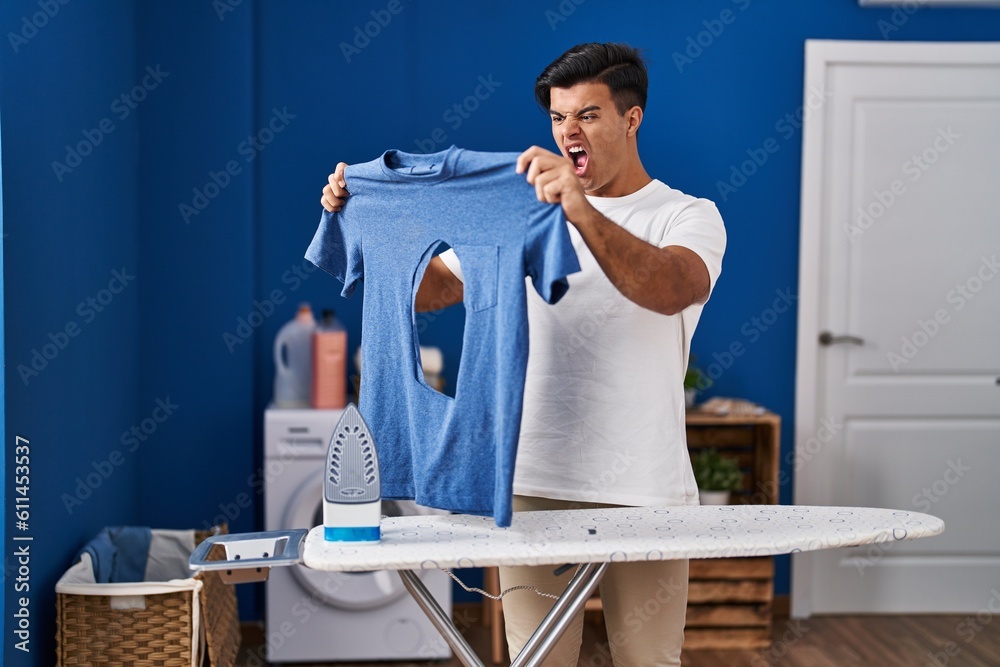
left=264, top=406, right=452, bottom=662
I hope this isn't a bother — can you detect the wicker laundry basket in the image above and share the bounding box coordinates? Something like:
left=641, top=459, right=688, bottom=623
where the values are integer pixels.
left=55, top=526, right=240, bottom=666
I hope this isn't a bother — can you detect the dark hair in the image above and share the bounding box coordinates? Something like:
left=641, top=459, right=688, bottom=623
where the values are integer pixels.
left=534, top=42, right=648, bottom=115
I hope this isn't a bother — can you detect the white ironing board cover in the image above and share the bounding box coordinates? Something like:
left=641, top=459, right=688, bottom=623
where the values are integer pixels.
left=303, top=505, right=944, bottom=572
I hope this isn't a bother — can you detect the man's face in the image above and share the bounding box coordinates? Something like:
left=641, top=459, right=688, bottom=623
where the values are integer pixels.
left=549, top=81, right=634, bottom=196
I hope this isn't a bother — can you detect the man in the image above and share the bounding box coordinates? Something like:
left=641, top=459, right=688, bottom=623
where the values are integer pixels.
left=321, top=42, right=725, bottom=666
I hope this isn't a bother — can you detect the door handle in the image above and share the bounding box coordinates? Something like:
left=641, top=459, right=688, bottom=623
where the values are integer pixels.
left=818, top=331, right=864, bottom=346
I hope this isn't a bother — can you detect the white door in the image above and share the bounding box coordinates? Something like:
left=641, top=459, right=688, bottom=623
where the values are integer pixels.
left=793, top=40, right=1000, bottom=616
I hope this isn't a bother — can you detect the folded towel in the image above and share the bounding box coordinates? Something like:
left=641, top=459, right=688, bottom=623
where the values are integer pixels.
left=78, top=529, right=114, bottom=584
left=78, top=526, right=152, bottom=583
left=696, top=397, right=765, bottom=417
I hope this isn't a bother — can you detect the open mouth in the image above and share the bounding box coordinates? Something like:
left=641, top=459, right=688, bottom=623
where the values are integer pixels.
left=567, top=146, right=589, bottom=176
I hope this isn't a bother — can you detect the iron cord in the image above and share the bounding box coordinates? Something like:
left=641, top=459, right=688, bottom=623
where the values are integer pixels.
left=439, top=565, right=583, bottom=601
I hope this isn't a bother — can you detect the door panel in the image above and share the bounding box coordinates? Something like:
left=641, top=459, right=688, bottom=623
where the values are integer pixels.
left=794, top=40, right=1000, bottom=615
left=842, top=419, right=1000, bottom=553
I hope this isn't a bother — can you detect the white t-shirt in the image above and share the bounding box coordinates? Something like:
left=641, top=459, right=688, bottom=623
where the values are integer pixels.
left=442, top=179, right=726, bottom=507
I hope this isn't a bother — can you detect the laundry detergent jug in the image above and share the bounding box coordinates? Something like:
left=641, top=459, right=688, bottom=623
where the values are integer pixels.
left=273, top=304, right=316, bottom=407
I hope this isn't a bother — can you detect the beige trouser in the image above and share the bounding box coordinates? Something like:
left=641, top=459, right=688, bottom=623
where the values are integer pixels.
left=498, top=495, right=689, bottom=667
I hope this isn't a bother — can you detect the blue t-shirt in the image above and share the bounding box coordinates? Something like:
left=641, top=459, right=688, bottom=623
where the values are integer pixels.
left=305, top=146, right=580, bottom=526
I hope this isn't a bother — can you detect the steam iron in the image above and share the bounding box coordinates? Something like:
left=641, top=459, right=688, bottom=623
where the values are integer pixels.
left=324, top=403, right=381, bottom=542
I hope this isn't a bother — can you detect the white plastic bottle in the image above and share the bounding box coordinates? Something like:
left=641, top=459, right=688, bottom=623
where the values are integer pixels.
left=273, top=304, right=316, bottom=408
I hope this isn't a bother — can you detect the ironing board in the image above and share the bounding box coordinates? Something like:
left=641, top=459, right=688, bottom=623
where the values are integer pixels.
left=191, top=504, right=943, bottom=666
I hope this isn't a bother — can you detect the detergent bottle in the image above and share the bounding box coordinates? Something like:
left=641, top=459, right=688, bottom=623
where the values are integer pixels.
left=312, top=309, right=348, bottom=409
left=273, top=304, right=315, bottom=407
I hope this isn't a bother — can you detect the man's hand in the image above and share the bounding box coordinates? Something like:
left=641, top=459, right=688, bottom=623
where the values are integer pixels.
left=319, top=160, right=463, bottom=311
left=321, top=162, right=350, bottom=212
left=516, top=146, right=594, bottom=224
left=517, top=147, right=710, bottom=316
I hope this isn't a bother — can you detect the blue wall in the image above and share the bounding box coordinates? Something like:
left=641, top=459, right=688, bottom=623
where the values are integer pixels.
left=0, top=53, right=5, bottom=645
left=257, top=0, right=1000, bottom=606
left=133, top=0, right=259, bottom=618
left=3, top=1, right=1000, bottom=662
left=2, top=2, right=141, bottom=664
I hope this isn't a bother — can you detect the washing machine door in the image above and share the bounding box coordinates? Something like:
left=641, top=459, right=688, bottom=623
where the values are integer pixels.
left=283, top=472, right=441, bottom=610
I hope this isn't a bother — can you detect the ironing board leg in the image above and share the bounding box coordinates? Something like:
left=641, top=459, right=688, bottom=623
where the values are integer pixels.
left=509, top=562, right=608, bottom=667
left=398, top=569, right=486, bottom=667
left=398, top=562, right=608, bottom=667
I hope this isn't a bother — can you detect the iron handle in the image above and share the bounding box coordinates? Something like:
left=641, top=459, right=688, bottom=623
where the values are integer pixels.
left=819, top=331, right=864, bottom=346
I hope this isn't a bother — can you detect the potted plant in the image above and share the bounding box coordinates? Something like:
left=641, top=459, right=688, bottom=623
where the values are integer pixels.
left=691, top=449, right=742, bottom=505
left=683, top=356, right=711, bottom=409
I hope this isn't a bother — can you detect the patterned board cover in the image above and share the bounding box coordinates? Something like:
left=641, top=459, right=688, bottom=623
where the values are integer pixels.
left=303, top=505, right=944, bottom=572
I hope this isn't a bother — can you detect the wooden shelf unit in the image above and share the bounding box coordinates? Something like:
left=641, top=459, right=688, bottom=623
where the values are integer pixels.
left=682, top=407, right=782, bottom=650
left=685, top=408, right=781, bottom=505
left=483, top=407, right=782, bottom=660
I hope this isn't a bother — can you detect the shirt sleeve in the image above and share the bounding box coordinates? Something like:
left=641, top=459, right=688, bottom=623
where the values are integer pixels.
left=438, top=248, right=465, bottom=283
left=523, top=201, right=581, bottom=304
left=658, top=198, right=726, bottom=297
left=304, top=208, right=364, bottom=298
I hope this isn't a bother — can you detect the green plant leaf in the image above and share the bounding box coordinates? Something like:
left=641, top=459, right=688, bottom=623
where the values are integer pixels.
left=691, top=449, right=743, bottom=491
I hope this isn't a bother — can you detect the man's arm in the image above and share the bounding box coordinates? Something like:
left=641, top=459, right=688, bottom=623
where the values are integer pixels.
left=516, top=146, right=710, bottom=316
left=321, top=163, right=464, bottom=313
left=569, top=206, right=709, bottom=315
left=415, top=256, right=464, bottom=312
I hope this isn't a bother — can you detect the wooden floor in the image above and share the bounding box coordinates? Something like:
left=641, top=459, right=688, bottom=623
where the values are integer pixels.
left=237, top=605, right=1000, bottom=666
